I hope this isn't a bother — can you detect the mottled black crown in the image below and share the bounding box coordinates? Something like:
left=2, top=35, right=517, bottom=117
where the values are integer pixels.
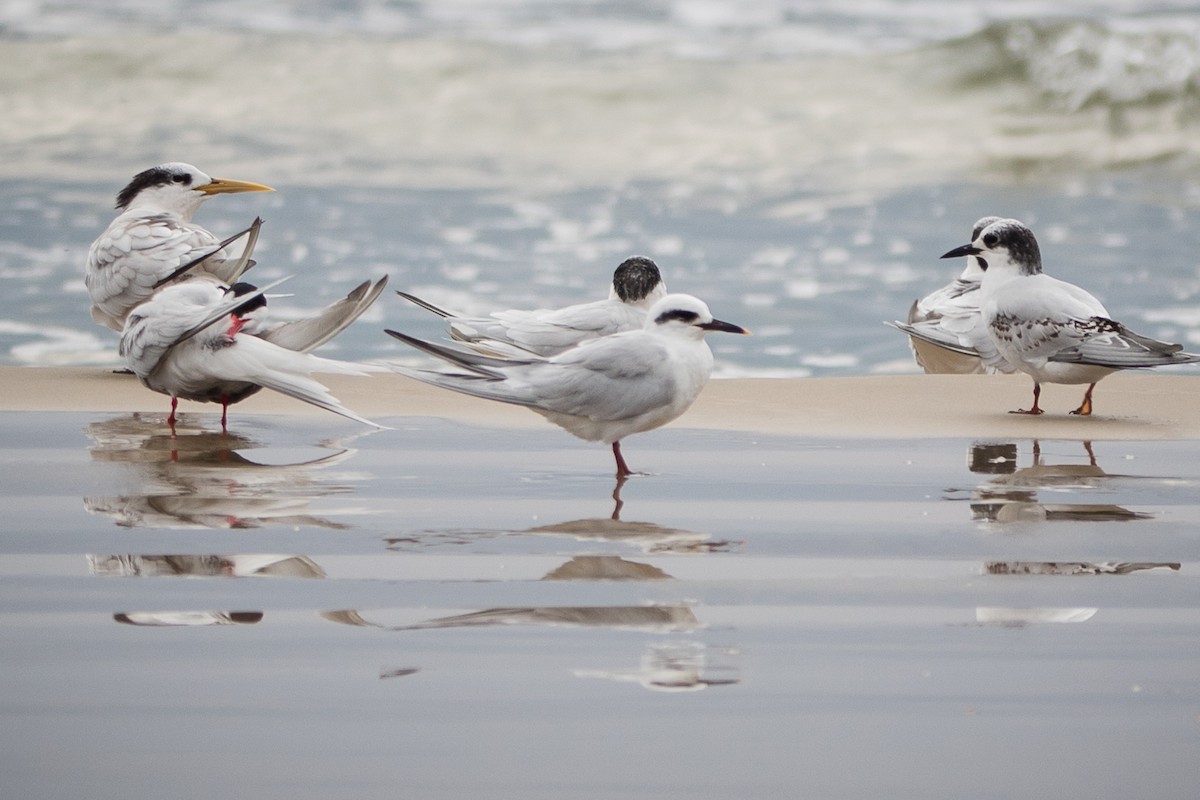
left=981, top=220, right=1043, bottom=275
left=612, top=256, right=663, bottom=303
left=115, top=165, right=193, bottom=209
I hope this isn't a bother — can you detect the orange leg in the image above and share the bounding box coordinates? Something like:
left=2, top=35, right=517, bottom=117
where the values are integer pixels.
left=1010, top=382, right=1044, bottom=415
left=1070, top=383, right=1096, bottom=416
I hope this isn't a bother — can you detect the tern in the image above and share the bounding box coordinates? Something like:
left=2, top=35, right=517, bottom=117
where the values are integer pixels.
left=121, top=278, right=383, bottom=430
left=891, top=215, right=1018, bottom=375
left=86, top=162, right=273, bottom=331
left=928, top=218, right=1200, bottom=415
left=396, top=255, right=667, bottom=356
left=385, top=293, right=749, bottom=476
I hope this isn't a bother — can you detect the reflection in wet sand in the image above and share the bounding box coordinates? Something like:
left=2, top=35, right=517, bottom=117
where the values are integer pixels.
left=98, top=554, right=322, bottom=628
left=967, top=440, right=1154, bottom=523
left=975, top=608, right=1098, bottom=627
left=541, top=555, right=672, bottom=580
left=113, top=611, right=264, bottom=627
left=89, top=553, right=326, bottom=578
left=83, top=413, right=365, bottom=529
left=519, top=517, right=735, bottom=554
left=323, top=604, right=700, bottom=633
left=984, top=561, right=1181, bottom=576
left=574, top=642, right=740, bottom=692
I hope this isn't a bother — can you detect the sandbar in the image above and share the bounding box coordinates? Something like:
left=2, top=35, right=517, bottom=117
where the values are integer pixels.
left=2, top=366, right=1198, bottom=441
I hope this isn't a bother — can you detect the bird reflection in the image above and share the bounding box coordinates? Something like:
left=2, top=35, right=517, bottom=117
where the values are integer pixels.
left=541, top=555, right=672, bottom=580
left=514, top=478, right=736, bottom=554
left=97, top=554, right=324, bottom=627
left=113, top=611, right=264, bottom=627
left=322, top=604, right=699, bottom=632
left=984, top=561, right=1180, bottom=576
left=975, top=607, right=1098, bottom=627
left=385, top=476, right=734, bottom=554
left=967, top=440, right=1152, bottom=523
left=574, top=641, right=740, bottom=692
left=83, top=412, right=365, bottom=529
left=89, top=553, right=326, bottom=578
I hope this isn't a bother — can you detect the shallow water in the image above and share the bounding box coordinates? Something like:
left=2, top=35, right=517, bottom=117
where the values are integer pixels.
left=1, top=411, right=1197, bottom=798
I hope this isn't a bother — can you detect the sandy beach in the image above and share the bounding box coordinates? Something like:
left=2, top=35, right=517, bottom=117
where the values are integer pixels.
left=4, top=366, right=1199, bottom=441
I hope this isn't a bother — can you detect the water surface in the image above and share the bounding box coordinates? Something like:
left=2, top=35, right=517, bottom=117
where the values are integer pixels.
left=1, top=411, right=1197, bottom=799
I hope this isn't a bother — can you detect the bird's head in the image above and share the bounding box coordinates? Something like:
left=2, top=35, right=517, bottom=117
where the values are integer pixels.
left=225, top=281, right=269, bottom=337
left=115, top=162, right=273, bottom=219
left=647, top=294, right=750, bottom=339
left=942, top=218, right=1042, bottom=278
left=611, top=256, right=667, bottom=307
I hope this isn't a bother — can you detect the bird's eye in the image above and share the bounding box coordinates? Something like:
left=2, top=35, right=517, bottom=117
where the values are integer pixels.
left=983, top=233, right=998, bottom=248
left=172, top=174, right=191, bottom=185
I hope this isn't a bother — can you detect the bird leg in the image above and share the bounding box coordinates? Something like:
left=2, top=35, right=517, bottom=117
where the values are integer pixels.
left=167, top=396, right=179, bottom=433
left=1010, top=382, right=1044, bottom=415
left=220, top=396, right=230, bottom=433
left=612, top=441, right=634, bottom=479
left=611, top=474, right=627, bottom=520
left=1069, top=383, right=1096, bottom=416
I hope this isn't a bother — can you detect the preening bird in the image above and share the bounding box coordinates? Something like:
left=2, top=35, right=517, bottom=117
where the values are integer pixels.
left=385, top=293, right=749, bottom=476
left=120, top=279, right=383, bottom=430
left=86, top=162, right=273, bottom=330
left=919, top=218, right=1200, bottom=415
left=893, top=215, right=1018, bottom=375
left=396, top=255, right=668, bottom=356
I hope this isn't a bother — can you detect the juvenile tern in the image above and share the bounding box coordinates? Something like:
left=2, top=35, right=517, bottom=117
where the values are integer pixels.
left=385, top=293, right=749, bottom=476
left=86, top=162, right=273, bottom=330
left=396, top=256, right=667, bottom=356
left=936, top=218, right=1200, bottom=415
left=121, top=279, right=382, bottom=430
left=892, top=216, right=1018, bottom=375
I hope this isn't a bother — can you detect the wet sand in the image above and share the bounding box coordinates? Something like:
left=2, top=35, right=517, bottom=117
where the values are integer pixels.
left=1, top=368, right=1198, bottom=800
left=3, top=366, right=1200, bottom=439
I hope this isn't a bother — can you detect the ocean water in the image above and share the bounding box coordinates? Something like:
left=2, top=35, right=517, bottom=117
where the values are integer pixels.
left=3, top=1, right=1200, bottom=374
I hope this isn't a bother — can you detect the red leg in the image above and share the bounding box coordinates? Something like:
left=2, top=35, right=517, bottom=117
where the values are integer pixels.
left=220, top=396, right=230, bottom=433
left=167, top=396, right=179, bottom=433
left=1070, top=383, right=1096, bottom=416
left=611, top=474, right=627, bottom=520
left=1010, top=382, right=1044, bottom=415
left=612, top=441, right=633, bottom=478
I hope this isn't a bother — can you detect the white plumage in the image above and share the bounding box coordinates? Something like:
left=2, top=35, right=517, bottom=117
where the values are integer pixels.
left=121, top=279, right=382, bottom=429
left=893, top=215, right=1018, bottom=375
left=385, top=293, right=748, bottom=476
left=936, top=218, right=1200, bottom=415
left=396, top=256, right=667, bottom=356
left=86, top=162, right=273, bottom=330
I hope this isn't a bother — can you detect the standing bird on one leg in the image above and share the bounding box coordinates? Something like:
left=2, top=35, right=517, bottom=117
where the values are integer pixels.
left=86, top=162, right=273, bottom=331
left=935, top=218, right=1200, bottom=415
left=384, top=294, right=749, bottom=477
